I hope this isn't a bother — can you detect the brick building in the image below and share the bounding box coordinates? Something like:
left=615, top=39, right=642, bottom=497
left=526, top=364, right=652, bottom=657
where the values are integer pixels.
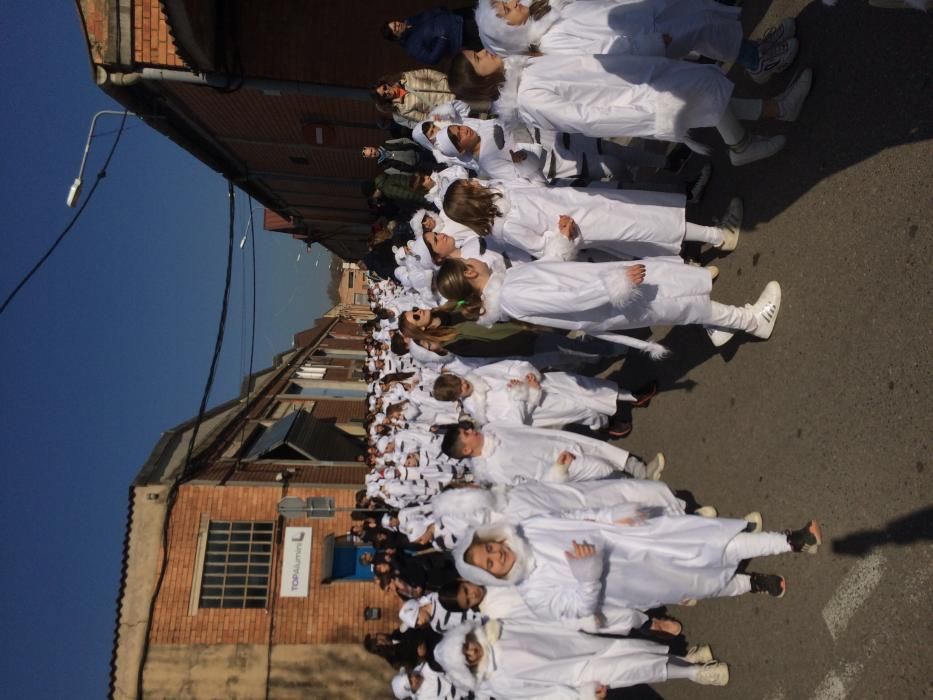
left=323, top=262, right=373, bottom=323
left=73, top=0, right=465, bottom=260
left=111, top=317, right=401, bottom=699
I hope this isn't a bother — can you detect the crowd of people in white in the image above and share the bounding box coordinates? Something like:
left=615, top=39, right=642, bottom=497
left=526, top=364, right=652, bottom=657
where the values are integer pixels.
left=355, top=1, right=835, bottom=698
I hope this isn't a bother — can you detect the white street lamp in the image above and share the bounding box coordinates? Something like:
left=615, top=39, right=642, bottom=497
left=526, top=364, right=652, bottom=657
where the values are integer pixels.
left=66, top=110, right=138, bottom=207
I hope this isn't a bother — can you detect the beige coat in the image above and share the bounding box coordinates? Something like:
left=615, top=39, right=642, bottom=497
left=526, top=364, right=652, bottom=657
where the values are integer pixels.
left=393, top=69, right=456, bottom=127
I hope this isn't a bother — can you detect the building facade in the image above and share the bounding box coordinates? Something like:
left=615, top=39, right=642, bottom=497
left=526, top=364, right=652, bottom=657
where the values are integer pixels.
left=74, top=0, right=460, bottom=260
left=111, top=317, right=399, bottom=699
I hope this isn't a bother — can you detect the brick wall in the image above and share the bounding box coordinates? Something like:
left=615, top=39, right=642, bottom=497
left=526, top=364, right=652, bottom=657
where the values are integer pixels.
left=196, top=462, right=367, bottom=485
left=79, top=0, right=111, bottom=64
left=150, top=484, right=399, bottom=646
left=319, top=338, right=364, bottom=351
left=311, top=400, right=366, bottom=424
left=332, top=320, right=365, bottom=337
left=231, top=0, right=453, bottom=86
left=134, top=0, right=185, bottom=67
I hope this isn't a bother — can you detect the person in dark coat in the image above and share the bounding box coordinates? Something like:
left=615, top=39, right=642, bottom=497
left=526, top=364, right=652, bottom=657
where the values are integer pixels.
left=362, top=138, right=439, bottom=174
left=381, top=8, right=481, bottom=65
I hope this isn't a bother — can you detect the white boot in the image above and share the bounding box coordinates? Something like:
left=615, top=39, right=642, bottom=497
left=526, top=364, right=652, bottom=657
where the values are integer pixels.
left=705, top=326, right=735, bottom=348
left=695, top=662, right=730, bottom=686
left=646, top=452, right=666, bottom=481
left=685, top=645, right=714, bottom=664
left=779, top=68, right=814, bottom=122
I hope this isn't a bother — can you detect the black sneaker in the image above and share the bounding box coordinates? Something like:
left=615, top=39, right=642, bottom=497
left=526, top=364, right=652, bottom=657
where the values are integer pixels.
left=750, top=572, right=786, bottom=598
left=664, top=143, right=692, bottom=173
left=632, top=380, right=658, bottom=408
left=786, top=520, right=822, bottom=554
left=608, top=418, right=633, bottom=438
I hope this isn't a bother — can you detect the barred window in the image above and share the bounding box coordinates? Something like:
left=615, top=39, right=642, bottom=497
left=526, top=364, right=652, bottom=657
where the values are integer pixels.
left=199, top=521, right=274, bottom=609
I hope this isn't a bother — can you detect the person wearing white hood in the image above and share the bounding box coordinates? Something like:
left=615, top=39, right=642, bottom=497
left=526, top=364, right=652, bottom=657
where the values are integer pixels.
left=432, top=359, right=639, bottom=435
left=399, top=592, right=483, bottom=634
left=453, top=511, right=823, bottom=625
left=427, top=476, right=691, bottom=552
left=391, top=668, right=414, bottom=700
left=409, top=208, right=486, bottom=265
left=437, top=119, right=660, bottom=187
left=442, top=176, right=741, bottom=263
left=436, top=117, right=550, bottom=185
left=394, top=662, right=471, bottom=700
left=474, top=0, right=801, bottom=85
left=410, top=165, right=476, bottom=213
left=413, top=119, right=469, bottom=169
left=448, top=45, right=813, bottom=167
left=434, top=618, right=731, bottom=696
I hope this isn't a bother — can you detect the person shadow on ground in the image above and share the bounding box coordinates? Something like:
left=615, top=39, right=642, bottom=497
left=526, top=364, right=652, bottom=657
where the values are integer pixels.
left=690, top=0, right=933, bottom=229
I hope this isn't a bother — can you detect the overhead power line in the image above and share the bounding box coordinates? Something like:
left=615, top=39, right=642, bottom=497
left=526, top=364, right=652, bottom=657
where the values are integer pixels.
left=0, top=110, right=129, bottom=317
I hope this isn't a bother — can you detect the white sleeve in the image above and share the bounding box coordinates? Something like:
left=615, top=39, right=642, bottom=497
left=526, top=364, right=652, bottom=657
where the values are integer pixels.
left=521, top=82, right=660, bottom=139
left=523, top=574, right=601, bottom=620
left=430, top=99, right=471, bottom=121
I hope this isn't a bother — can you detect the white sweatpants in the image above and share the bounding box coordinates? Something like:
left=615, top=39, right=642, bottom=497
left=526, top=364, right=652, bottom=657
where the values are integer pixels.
left=716, top=531, right=793, bottom=597
left=705, top=300, right=758, bottom=332
left=684, top=222, right=724, bottom=246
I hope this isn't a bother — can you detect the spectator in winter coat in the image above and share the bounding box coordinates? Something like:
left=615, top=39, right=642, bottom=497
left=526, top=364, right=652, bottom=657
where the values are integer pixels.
left=362, top=138, right=439, bottom=174
left=372, top=172, right=431, bottom=212
left=382, top=8, right=481, bottom=65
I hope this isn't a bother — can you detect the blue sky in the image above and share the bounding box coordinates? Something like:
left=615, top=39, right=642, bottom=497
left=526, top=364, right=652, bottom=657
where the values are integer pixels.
left=0, top=5, right=335, bottom=697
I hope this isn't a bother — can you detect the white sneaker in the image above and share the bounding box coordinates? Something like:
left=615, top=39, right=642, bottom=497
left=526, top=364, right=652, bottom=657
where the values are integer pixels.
left=707, top=265, right=720, bottom=281
left=695, top=506, right=719, bottom=518
left=705, top=325, right=735, bottom=347
left=685, top=645, right=714, bottom=664
left=744, top=511, right=764, bottom=533
left=717, top=197, right=743, bottom=251
left=748, top=37, right=799, bottom=84
left=729, top=134, right=786, bottom=166
left=687, top=163, right=712, bottom=205
left=779, top=68, right=813, bottom=122
left=759, top=18, right=797, bottom=57
left=646, top=452, right=666, bottom=480
left=695, top=662, right=730, bottom=686
left=749, top=281, right=782, bottom=339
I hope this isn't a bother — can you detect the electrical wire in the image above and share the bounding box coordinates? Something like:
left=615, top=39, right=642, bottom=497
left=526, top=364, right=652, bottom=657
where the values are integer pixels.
left=135, top=181, right=237, bottom=699
left=0, top=110, right=129, bottom=317
left=230, top=196, right=258, bottom=475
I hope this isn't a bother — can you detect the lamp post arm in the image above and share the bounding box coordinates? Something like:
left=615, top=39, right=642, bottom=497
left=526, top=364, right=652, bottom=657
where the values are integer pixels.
left=74, top=110, right=137, bottom=183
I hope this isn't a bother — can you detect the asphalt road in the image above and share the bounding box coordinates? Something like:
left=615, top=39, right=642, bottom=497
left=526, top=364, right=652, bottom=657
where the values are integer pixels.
left=606, top=2, right=932, bottom=698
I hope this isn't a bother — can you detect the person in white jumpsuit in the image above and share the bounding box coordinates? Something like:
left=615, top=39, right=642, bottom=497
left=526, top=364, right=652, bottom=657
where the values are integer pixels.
left=449, top=46, right=813, bottom=166
left=442, top=176, right=739, bottom=262
left=453, top=512, right=822, bottom=622
left=434, top=256, right=782, bottom=354
left=434, top=618, right=731, bottom=696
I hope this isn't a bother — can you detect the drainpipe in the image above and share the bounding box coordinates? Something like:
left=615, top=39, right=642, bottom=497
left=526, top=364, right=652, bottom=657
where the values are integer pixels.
left=105, top=67, right=371, bottom=101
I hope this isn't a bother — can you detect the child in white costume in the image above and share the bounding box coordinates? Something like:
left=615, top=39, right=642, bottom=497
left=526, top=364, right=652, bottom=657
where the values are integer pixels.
left=438, top=421, right=664, bottom=483
left=436, top=256, right=782, bottom=353
left=454, top=513, right=823, bottom=621
left=429, top=478, right=684, bottom=552
left=442, top=177, right=740, bottom=262
left=435, top=118, right=642, bottom=185
left=434, top=618, right=731, bottom=696
left=449, top=48, right=813, bottom=166
left=474, top=0, right=800, bottom=85
left=432, top=359, right=627, bottom=432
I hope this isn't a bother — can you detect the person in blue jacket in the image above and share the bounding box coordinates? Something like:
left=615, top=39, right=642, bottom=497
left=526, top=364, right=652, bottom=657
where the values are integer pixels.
left=382, top=7, right=481, bottom=65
